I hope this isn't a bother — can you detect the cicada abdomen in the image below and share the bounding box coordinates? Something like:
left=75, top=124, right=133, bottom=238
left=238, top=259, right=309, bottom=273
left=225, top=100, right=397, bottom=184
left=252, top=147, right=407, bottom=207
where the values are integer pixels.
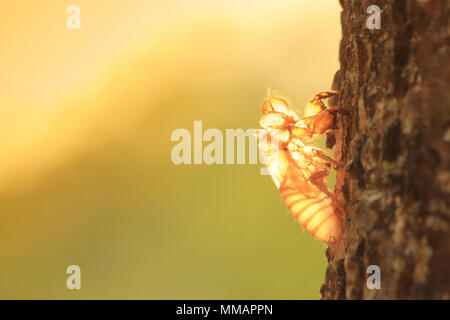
left=279, top=154, right=343, bottom=243
left=258, top=92, right=344, bottom=243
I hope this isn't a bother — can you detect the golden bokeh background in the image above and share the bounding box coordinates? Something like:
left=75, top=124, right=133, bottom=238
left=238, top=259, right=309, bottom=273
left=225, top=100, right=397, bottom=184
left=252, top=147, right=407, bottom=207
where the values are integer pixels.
left=0, top=0, right=341, bottom=299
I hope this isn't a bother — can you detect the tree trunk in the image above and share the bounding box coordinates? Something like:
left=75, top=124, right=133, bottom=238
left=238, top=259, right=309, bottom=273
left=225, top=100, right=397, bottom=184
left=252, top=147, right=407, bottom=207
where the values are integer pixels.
left=320, top=0, right=450, bottom=299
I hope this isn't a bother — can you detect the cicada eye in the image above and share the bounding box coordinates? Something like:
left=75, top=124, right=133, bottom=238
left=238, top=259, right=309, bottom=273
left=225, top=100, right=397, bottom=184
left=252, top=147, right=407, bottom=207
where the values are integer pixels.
left=259, top=112, right=287, bottom=128
left=304, top=101, right=324, bottom=118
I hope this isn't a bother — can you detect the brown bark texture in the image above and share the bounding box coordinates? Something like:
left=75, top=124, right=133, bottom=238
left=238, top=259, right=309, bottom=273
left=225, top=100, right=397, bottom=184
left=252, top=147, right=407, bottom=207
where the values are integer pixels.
left=320, top=0, right=450, bottom=299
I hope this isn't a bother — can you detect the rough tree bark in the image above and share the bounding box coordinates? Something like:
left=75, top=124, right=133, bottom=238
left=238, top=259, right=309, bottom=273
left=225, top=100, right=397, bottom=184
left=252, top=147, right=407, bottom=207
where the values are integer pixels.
left=320, top=0, right=450, bottom=299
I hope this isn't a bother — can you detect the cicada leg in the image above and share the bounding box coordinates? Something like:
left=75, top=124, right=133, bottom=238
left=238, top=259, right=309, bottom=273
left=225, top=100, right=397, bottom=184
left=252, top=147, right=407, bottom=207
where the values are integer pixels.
left=309, top=169, right=346, bottom=220
left=311, top=149, right=345, bottom=169
left=311, top=91, right=339, bottom=103
left=309, top=170, right=339, bottom=203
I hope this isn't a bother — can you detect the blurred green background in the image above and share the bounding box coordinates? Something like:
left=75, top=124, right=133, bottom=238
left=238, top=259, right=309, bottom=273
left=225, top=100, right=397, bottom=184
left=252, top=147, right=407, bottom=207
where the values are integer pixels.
left=0, top=0, right=341, bottom=299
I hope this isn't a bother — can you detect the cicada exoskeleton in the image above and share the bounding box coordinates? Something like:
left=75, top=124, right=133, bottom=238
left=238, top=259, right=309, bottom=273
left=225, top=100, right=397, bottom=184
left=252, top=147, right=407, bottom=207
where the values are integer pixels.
left=258, top=91, right=343, bottom=243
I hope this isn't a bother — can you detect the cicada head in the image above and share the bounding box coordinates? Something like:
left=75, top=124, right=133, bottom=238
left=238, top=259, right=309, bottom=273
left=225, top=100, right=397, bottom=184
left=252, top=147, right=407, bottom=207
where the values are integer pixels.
left=304, top=100, right=324, bottom=118
left=304, top=90, right=339, bottom=118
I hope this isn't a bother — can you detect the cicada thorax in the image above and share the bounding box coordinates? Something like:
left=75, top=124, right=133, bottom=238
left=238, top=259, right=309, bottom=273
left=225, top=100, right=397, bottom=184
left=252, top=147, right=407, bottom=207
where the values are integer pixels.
left=260, top=96, right=309, bottom=141
left=260, top=92, right=340, bottom=141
